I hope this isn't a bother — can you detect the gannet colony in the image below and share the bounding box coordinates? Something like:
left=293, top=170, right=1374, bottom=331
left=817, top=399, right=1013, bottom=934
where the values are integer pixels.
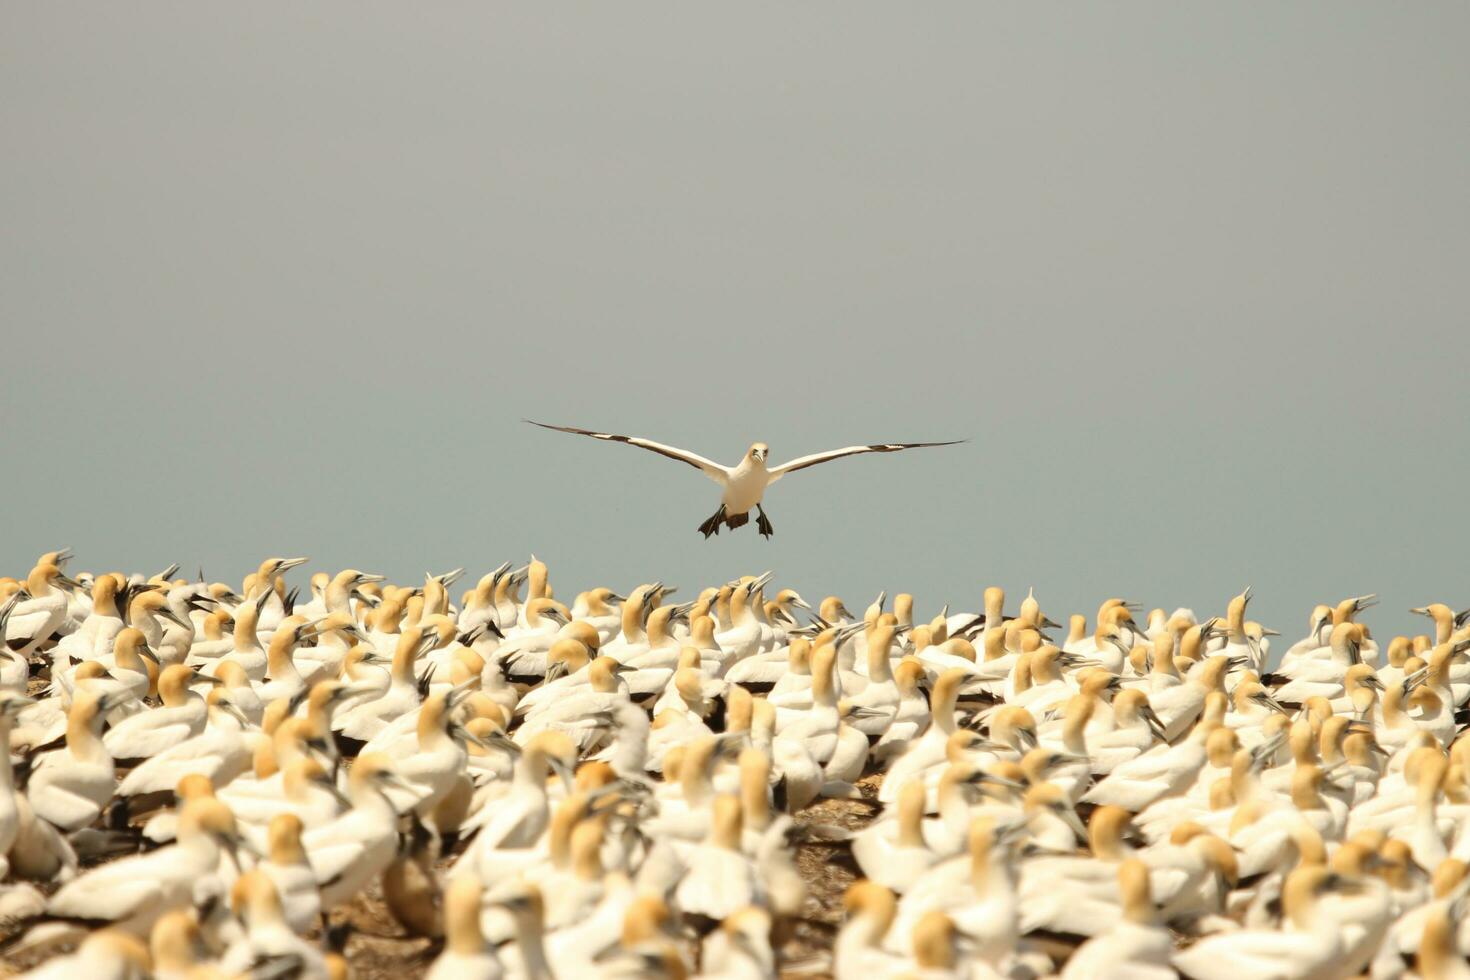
left=1, top=552, right=1468, bottom=979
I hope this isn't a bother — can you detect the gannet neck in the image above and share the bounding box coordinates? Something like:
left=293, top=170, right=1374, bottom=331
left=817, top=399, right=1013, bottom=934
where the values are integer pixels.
left=786, top=636, right=811, bottom=674
left=619, top=591, right=648, bottom=643
left=809, top=646, right=837, bottom=708
left=391, top=627, right=426, bottom=687
left=715, top=588, right=736, bottom=631
left=646, top=607, right=676, bottom=647
left=709, top=795, right=743, bottom=851
left=1118, top=859, right=1156, bottom=925
left=90, top=574, right=122, bottom=619
left=931, top=669, right=964, bottom=733
left=1226, top=588, right=1251, bottom=639
left=866, top=623, right=896, bottom=682
left=893, top=594, right=914, bottom=629
left=841, top=882, right=896, bottom=951
left=547, top=793, right=589, bottom=870
left=691, top=614, right=717, bottom=649
left=896, top=780, right=927, bottom=849
left=1062, top=695, right=1094, bottom=757
left=679, top=737, right=720, bottom=804
left=25, top=563, right=60, bottom=599
left=1289, top=765, right=1327, bottom=811
left=739, top=749, right=771, bottom=833
left=267, top=630, right=302, bottom=682
left=443, top=877, right=489, bottom=957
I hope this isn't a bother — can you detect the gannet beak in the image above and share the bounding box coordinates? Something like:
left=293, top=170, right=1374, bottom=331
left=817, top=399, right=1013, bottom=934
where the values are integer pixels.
left=1057, top=805, right=1089, bottom=841
left=98, top=690, right=131, bottom=713
left=323, top=781, right=353, bottom=809
left=153, top=607, right=188, bottom=630
left=185, top=593, right=216, bottom=612
left=979, top=772, right=1026, bottom=791
left=450, top=721, right=491, bottom=751
left=278, top=558, right=310, bottom=572
left=238, top=832, right=264, bottom=860
left=338, top=682, right=380, bottom=704
left=446, top=677, right=479, bottom=707
left=545, top=755, right=576, bottom=790
left=993, top=821, right=1028, bottom=847
left=379, top=771, right=416, bottom=795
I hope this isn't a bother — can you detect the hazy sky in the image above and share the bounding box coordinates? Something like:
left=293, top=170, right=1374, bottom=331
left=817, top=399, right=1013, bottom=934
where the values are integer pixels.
left=4, top=4, right=1467, bottom=641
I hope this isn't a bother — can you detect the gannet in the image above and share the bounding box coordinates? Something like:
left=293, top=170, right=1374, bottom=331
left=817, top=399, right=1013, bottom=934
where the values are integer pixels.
left=40, top=797, right=249, bottom=937
left=526, top=420, right=962, bottom=538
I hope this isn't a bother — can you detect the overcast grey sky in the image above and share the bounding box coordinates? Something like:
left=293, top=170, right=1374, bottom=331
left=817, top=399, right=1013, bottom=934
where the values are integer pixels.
left=4, top=3, right=1467, bottom=640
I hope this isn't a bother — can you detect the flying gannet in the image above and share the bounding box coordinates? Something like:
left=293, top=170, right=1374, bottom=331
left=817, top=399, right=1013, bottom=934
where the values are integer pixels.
left=525, top=420, right=963, bottom=538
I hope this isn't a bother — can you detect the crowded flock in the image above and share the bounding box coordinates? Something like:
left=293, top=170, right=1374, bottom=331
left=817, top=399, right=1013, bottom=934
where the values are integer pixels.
left=1, top=552, right=1468, bottom=979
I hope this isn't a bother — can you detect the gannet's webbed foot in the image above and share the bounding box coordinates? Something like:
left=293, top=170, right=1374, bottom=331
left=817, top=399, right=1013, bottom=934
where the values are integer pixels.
left=756, top=505, right=774, bottom=539
left=698, top=506, right=727, bottom=539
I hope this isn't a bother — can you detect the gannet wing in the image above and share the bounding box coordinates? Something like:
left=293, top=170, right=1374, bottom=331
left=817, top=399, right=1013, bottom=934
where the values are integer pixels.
left=48, top=861, right=166, bottom=920
left=767, top=440, right=963, bottom=483
left=524, top=420, right=730, bottom=483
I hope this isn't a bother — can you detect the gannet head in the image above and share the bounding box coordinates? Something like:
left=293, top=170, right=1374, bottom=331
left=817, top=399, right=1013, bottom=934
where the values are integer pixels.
left=746, top=443, right=769, bottom=464
left=842, top=880, right=897, bottom=928
left=350, top=752, right=413, bottom=798
left=180, top=798, right=245, bottom=854
left=150, top=909, right=204, bottom=974
left=910, top=910, right=957, bottom=970
left=260, top=557, right=310, bottom=579
left=267, top=813, right=307, bottom=865
left=230, top=870, right=286, bottom=924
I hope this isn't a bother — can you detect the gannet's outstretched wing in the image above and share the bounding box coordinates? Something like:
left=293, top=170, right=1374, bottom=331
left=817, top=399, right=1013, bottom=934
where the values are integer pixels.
left=525, top=420, right=730, bottom=483
left=767, top=440, right=963, bottom=483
